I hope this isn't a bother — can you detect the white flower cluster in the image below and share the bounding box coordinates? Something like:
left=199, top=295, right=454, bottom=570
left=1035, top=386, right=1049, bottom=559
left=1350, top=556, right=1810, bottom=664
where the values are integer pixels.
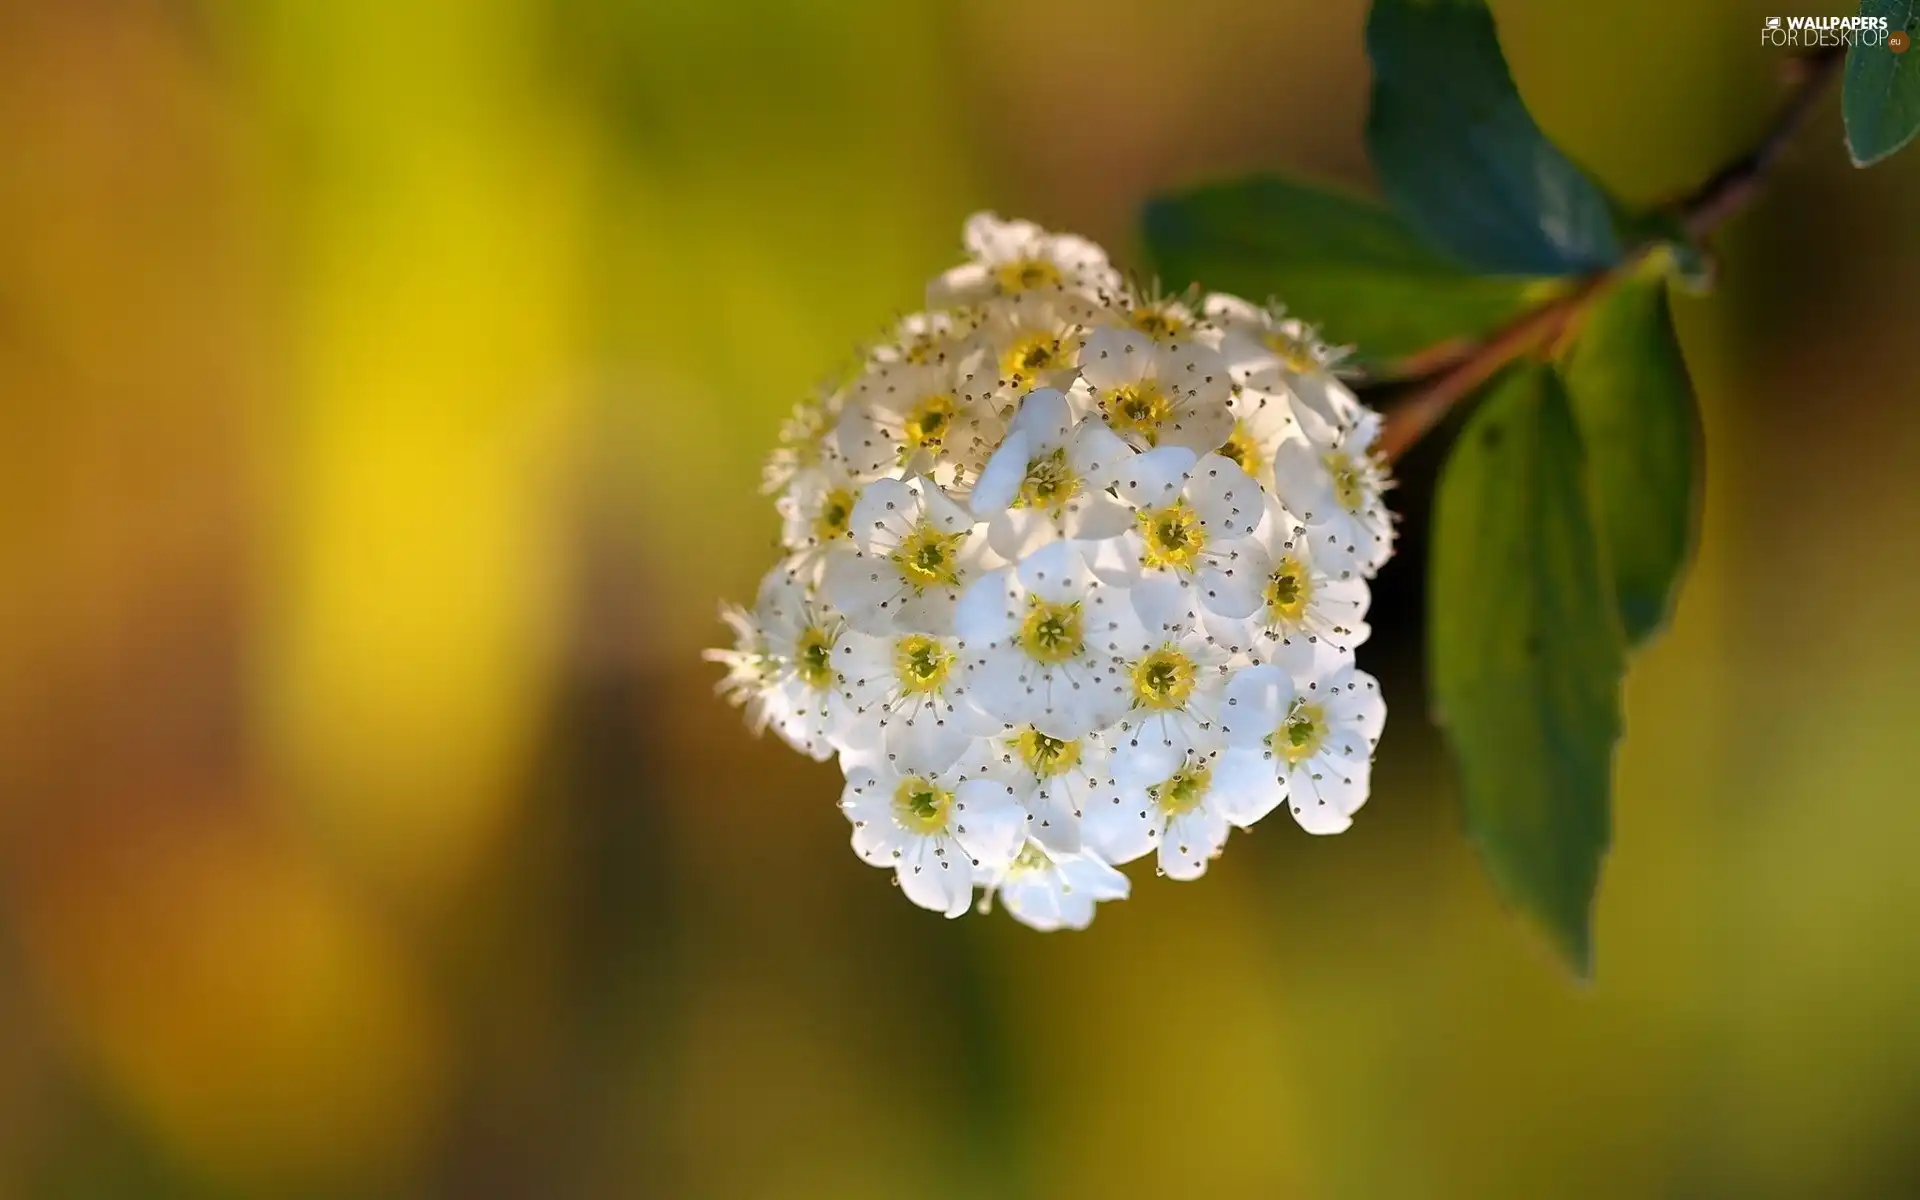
left=708, top=214, right=1392, bottom=931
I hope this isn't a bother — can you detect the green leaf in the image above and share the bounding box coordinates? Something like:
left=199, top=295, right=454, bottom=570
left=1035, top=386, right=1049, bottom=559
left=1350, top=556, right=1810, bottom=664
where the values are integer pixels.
left=1365, top=0, right=1622, bottom=275
left=1560, top=279, right=1702, bottom=647
left=1142, top=175, right=1545, bottom=369
left=1430, top=363, right=1624, bottom=975
left=1609, top=207, right=1713, bottom=293
left=1844, top=1, right=1920, bottom=167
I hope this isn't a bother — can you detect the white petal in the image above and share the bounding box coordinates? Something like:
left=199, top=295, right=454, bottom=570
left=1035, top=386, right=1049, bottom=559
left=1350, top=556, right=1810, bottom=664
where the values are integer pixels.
left=1185, top=454, right=1266, bottom=539
left=917, top=476, right=976, bottom=533
left=1063, top=490, right=1133, bottom=542
left=1025, top=780, right=1084, bottom=854
left=1008, top=387, right=1073, bottom=448
left=893, top=837, right=958, bottom=913
left=1131, top=573, right=1197, bottom=635
left=1212, top=747, right=1286, bottom=828
left=965, top=651, right=1034, bottom=728
left=964, top=434, right=1023, bottom=517
left=833, top=632, right=894, bottom=714
left=1202, top=292, right=1264, bottom=326
left=849, top=477, right=919, bottom=552
left=1111, top=726, right=1188, bottom=788
left=820, top=549, right=908, bottom=634
left=928, top=261, right=994, bottom=307
left=999, top=870, right=1067, bottom=931
left=1078, top=325, right=1153, bottom=391
left=1196, top=556, right=1264, bottom=620
left=1081, top=791, right=1157, bottom=865
left=1220, top=664, right=1292, bottom=745
left=1157, top=395, right=1236, bottom=457
left=1066, top=419, right=1135, bottom=491
left=1284, top=763, right=1359, bottom=835
left=1115, top=445, right=1197, bottom=511
left=885, top=711, right=980, bottom=774
left=1270, top=436, right=1337, bottom=523
left=952, top=778, right=1028, bottom=874
left=1158, top=805, right=1228, bottom=881
left=1058, top=852, right=1130, bottom=901
left=1015, top=538, right=1091, bottom=604
left=954, top=567, right=1019, bottom=643
left=986, top=508, right=1060, bottom=561
left=962, top=212, right=1033, bottom=259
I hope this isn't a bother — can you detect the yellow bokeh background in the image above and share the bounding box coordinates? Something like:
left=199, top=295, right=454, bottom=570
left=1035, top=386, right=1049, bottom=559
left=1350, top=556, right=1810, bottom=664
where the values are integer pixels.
left=1, top=0, right=1917, bottom=1195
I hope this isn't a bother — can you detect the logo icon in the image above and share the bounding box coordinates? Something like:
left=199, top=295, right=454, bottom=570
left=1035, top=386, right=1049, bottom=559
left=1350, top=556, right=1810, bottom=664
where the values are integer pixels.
left=1893, top=29, right=1911, bottom=53
left=1765, top=16, right=1782, bottom=30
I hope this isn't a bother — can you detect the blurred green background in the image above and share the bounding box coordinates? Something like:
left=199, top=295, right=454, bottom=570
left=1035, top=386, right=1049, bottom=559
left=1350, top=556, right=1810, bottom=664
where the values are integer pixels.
left=2, top=0, right=1917, bottom=1195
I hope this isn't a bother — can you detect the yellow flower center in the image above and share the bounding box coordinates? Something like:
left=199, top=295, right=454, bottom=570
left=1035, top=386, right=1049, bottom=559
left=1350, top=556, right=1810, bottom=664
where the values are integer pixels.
left=1263, top=329, right=1321, bottom=374
left=1017, top=597, right=1084, bottom=664
left=893, top=634, right=954, bottom=695
left=893, top=523, right=967, bottom=591
left=1273, top=700, right=1326, bottom=766
left=893, top=776, right=954, bottom=835
left=1129, top=646, right=1197, bottom=711
left=1015, top=726, right=1082, bottom=778
left=1218, top=421, right=1265, bottom=479
left=902, top=393, right=955, bottom=458
left=811, top=487, right=855, bottom=543
left=1325, top=451, right=1372, bottom=514
left=1009, top=841, right=1052, bottom=873
left=1016, top=448, right=1078, bottom=511
left=1000, top=331, right=1066, bottom=384
left=1102, top=381, right=1174, bottom=445
left=1129, top=305, right=1188, bottom=342
left=794, top=627, right=836, bottom=690
left=1149, top=764, right=1212, bottom=817
left=1263, top=555, right=1312, bottom=625
left=1137, top=500, right=1206, bottom=572
left=899, top=323, right=954, bottom=365
left=778, top=404, right=831, bottom=469
left=994, top=257, right=1062, bottom=293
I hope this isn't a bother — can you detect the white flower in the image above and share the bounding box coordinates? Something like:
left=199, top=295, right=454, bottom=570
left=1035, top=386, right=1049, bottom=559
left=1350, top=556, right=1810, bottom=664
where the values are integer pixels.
left=930, top=213, right=1121, bottom=307
left=822, top=475, right=994, bottom=634
left=958, top=290, right=1092, bottom=403
left=1214, top=384, right=1301, bottom=490
left=711, top=212, right=1398, bottom=928
left=1079, top=323, right=1234, bottom=453
left=971, top=724, right=1121, bottom=853
left=1272, top=407, right=1395, bottom=578
left=833, top=628, right=997, bottom=770
left=775, top=444, right=864, bottom=578
left=1203, top=293, right=1359, bottom=430
left=841, top=758, right=1028, bottom=917
left=1118, top=283, right=1201, bottom=345
left=1086, top=446, right=1269, bottom=631
left=711, top=567, right=857, bottom=761
left=1215, top=660, right=1386, bottom=835
left=955, top=539, right=1152, bottom=739
left=761, top=386, right=843, bottom=495
left=703, top=601, right=782, bottom=736
left=1203, top=493, right=1371, bottom=664
left=1083, top=742, right=1235, bottom=881
left=1108, top=625, right=1240, bottom=785
left=868, top=309, right=975, bottom=368
left=994, top=840, right=1130, bottom=931
left=969, top=387, right=1134, bottom=559
left=835, top=355, right=987, bottom=481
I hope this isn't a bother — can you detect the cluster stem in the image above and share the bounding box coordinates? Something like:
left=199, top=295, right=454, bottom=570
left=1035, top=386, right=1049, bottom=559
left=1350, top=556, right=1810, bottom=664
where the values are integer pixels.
left=1374, top=45, right=1845, bottom=464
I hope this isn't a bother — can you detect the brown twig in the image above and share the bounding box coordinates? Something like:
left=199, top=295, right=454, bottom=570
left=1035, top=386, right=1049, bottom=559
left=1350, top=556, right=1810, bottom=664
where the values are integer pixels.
left=1375, top=45, right=1845, bottom=464
left=1677, top=44, right=1845, bottom=239
left=1374, top=273, right=1610, bottom=463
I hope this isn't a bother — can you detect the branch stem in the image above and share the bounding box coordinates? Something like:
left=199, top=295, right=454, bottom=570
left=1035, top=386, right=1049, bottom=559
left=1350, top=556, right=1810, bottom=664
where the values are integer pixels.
left=1375, top=45, right=1843, bottom=464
